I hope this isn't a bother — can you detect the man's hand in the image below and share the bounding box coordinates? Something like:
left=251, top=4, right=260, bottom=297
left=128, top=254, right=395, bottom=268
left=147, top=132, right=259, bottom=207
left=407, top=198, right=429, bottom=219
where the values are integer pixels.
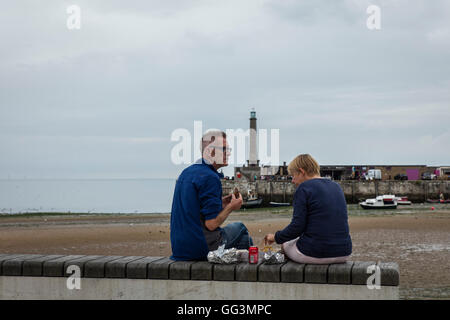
left=227, top=193, right=243, bottom=211
left=264, top=233, right=275, bottom=245
left=222, top=194, right=232, bottom=209
left=205, top=193, right=243, bottom=232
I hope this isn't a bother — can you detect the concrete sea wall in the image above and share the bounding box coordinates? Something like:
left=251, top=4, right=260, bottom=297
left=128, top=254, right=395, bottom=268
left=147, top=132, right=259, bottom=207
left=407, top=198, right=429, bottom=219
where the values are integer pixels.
left=0, top=254, right=399, bottom=300
left=222, top=180, right=450, bottom=204
left=0, top=277, right=398, bottom=300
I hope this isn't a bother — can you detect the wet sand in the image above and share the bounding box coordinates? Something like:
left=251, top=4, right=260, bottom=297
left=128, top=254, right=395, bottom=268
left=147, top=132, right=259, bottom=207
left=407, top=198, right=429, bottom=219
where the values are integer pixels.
left=1, top=207, right=449, bottom=300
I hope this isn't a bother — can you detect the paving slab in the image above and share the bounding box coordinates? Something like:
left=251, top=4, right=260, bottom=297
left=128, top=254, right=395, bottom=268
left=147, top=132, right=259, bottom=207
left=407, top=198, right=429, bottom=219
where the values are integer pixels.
left=304, top=264, right=329, bottom=283
left=43, top=255, right=86, bottom=277
left=84, top=256, right=124, bottom=278
left=235, top=259, right=265, bottom=282
left=63, top=255, right=103, bottom=277
left=2, top=255, right=45, bottom=276
left=191, top=261, right=213, bottom=281
left=105, top=256, right=145, bottom=278
left=148, top=257, right=175, bottom=279
left=23, top=255, right=65, bottom=276
left=126, top=257, right=164, bottom=279
left=280, top=261, right=305, bottom=283
left=169, top=261, right=197, bottom=280
left=213, top=263, right=238, bottom=281
left=258, top=262, right=287, bottom=282
left=0, top=254, right=29, bottom=275
left=378, top=262, right=400, bottom=286
left=328, top=262, right=354, bottom=284
left=352, top=261, right=377, bottom=285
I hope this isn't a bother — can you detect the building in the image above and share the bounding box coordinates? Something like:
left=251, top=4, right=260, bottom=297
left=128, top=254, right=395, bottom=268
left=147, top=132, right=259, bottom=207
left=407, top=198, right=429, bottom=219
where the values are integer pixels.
left=260, top=162, right=288, bottom=179
left=319, top=165, right=443, bottom=181
left=438, top=167, right=450, bottom=179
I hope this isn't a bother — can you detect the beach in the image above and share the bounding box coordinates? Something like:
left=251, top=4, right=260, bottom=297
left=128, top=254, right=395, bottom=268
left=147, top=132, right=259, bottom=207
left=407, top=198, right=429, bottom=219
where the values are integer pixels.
left=1, top=205, right=449, bottom=300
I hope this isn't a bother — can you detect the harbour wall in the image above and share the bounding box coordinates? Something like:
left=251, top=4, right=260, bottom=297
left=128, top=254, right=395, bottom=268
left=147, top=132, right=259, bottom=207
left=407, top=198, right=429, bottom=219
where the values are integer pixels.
left=0, top=276, right=398, bottom=300
left=221, top=180, right=450, bottom=204
left=0, top=254, right=399, bottom=300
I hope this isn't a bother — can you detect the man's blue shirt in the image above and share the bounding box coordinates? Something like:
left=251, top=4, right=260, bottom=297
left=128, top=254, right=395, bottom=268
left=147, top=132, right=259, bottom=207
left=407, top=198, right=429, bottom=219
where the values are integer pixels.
left=170, top=159, right=224, bottom=261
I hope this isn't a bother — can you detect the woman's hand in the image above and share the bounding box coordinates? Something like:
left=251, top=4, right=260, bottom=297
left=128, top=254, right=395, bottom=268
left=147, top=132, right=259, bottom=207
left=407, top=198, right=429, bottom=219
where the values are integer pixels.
left=264, top=233, right=275, bottom=245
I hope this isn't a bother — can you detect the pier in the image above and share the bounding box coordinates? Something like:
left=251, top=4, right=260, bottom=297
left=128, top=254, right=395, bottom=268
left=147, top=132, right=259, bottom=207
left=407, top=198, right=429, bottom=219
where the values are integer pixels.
left=222, top=180, right=450, bottom=205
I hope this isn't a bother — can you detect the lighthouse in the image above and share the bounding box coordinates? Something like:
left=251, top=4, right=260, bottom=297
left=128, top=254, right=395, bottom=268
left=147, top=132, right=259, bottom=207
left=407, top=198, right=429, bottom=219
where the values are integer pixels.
left=234, top=109, right=261, bottom=181
left=248, top=108, right=259, bottom=167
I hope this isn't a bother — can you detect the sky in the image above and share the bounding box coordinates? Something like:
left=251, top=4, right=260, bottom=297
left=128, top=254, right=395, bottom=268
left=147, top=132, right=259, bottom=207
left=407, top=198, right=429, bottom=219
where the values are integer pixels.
left=0, top=0, right=449, bottom=179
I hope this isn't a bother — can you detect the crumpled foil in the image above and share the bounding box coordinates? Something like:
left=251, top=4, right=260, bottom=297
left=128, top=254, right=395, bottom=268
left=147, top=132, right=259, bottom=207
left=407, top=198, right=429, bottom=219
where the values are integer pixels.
left=236, top=249, right=249, bottom=262
left=263, top=250, right=285, bottom=264
left=207, top=244, right=239, bottom=264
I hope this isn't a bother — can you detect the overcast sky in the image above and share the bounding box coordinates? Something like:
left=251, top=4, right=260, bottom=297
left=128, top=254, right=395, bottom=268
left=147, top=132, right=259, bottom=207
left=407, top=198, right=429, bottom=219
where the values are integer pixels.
left=0, top=0, right=449, bottom=179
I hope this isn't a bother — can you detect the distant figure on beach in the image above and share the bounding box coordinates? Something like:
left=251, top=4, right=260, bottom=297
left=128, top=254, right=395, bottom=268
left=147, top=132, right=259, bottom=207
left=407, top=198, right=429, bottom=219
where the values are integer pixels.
left=170, top=130, right=253, bottom=261
left=264, top=154, right=352, bottom=264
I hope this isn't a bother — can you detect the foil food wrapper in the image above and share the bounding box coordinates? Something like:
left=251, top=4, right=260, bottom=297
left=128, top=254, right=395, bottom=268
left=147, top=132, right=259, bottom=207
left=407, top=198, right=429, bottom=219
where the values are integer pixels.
left=236, top=249, right=249, bottom=262
left=263, top=250, right=285, bottom=264
left=207, top=244, right=239, bottom=264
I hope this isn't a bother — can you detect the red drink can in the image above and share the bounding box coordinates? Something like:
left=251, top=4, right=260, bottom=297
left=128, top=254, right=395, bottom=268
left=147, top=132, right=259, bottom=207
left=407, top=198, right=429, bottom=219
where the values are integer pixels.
left=248, top=246, right=258, bottom=264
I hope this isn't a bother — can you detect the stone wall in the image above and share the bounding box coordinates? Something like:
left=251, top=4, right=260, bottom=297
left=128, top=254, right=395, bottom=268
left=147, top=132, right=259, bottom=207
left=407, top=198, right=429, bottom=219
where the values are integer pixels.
left=222, top=180, right=450, bottom=204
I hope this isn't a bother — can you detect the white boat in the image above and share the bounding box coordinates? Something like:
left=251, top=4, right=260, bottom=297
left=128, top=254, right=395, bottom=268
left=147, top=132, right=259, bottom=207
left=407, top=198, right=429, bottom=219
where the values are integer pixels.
left=396, top=196, right=412, bottom=205
left=242, top=189, right=263, bottom=208
left=359, top=195, right=398, bottom=210
left=242, top=198, right=263, bottom=208
left=269, top=202, right=291, bottom=207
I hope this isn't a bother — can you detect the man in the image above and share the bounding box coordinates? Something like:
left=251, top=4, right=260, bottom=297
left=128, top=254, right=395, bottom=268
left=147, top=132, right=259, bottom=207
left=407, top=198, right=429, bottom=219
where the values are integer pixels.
left=170, top=130, right=254, bottom=261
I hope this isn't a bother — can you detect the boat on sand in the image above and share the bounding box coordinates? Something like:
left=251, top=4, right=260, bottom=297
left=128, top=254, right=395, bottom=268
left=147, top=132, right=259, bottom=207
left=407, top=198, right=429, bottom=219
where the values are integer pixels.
left=269, top=202, right=291, bottom=207
left=396, top=196, right=412, bottom=205
left=360, top=195, right=398, bottom=210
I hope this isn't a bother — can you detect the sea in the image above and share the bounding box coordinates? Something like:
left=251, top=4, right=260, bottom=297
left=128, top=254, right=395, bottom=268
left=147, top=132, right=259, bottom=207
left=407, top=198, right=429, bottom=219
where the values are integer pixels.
left=0, top=179, right=176, bottom=215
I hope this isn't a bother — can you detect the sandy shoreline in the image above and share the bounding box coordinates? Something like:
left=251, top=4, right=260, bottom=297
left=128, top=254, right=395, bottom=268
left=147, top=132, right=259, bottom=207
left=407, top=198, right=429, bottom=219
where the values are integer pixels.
left=1, top=208, right=449, bottom=299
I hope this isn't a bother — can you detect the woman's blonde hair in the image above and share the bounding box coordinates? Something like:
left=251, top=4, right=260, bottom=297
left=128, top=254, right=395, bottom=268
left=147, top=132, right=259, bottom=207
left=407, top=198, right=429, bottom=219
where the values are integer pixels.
left=287, top=154, right=320, bottom=176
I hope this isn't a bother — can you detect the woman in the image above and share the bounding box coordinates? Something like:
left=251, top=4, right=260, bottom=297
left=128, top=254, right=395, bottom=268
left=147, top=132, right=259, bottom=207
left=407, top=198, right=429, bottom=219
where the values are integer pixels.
left=264, top=154, right=352, bottom=264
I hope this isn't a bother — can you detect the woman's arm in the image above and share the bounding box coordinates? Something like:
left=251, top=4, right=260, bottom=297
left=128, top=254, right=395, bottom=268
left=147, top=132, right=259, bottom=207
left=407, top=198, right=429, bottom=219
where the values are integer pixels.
left=274, top=187, right=308, bottom=244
